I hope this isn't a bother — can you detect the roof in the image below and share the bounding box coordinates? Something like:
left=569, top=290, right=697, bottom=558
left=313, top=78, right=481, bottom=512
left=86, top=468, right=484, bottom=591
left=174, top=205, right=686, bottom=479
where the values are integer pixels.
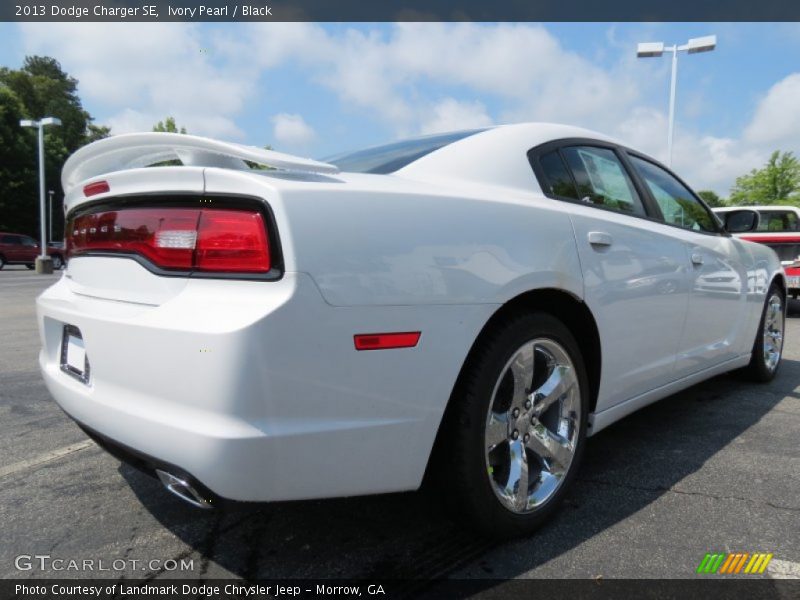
left=396, top=123, right=621, bottom=193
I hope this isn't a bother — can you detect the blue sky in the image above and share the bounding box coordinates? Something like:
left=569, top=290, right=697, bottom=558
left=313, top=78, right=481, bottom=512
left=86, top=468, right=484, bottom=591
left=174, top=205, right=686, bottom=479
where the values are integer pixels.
left=1, top=22, right=798, bottom=195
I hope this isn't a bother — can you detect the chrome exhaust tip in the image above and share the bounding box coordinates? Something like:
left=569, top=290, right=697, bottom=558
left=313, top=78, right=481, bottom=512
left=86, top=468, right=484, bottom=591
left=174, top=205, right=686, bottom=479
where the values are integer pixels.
left=156, top=469, right=213, bottom=509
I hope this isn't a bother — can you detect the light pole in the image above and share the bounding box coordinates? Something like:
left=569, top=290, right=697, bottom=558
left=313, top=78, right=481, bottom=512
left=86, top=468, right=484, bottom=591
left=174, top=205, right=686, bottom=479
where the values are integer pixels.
left=636, top=35, right=716, bottom=167
left=48, top=190, right=55, bottom=243
left=20, top=117, right=61, bottom=273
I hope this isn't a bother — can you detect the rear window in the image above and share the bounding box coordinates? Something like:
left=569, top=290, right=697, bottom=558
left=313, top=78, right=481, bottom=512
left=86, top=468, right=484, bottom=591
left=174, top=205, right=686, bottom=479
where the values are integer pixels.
left=756, top=210, right=799, bottom=232
left=323, top=129, right=487, bottom=174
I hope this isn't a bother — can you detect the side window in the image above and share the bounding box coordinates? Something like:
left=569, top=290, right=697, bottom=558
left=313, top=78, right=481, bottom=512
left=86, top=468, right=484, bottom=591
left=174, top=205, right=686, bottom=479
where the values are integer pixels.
left=757, top=211, right=799, bottom=232
left=629, top=155, right=716, bottom=233
left=538, top=150, right=578, bottom=200
left=561, top=146, right=646, bottom=216
left=2, top=235, right=21, bottom=245
left=21, top=236, right=38, bottom=246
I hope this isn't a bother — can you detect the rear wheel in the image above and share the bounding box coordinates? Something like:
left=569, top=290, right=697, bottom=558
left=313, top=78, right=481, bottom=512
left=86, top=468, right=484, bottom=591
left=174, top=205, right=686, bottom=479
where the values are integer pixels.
left=433, top=312, right=588, bottom=538
left=0, top=255, right=5, bottom=270
left=742, top=285, right=785, bottom=382
left=25, top=264, right=34, bottom=270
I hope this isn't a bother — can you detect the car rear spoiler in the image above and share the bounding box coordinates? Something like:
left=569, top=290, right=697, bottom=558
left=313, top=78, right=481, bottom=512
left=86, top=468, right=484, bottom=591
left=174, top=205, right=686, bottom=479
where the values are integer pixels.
left=62, top=132, right=339, bottom=191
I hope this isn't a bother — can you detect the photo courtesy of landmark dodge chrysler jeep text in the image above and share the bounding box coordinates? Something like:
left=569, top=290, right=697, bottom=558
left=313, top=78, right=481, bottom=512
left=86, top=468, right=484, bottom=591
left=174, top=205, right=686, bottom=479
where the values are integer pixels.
left=36, top=124, right=786, bottom=537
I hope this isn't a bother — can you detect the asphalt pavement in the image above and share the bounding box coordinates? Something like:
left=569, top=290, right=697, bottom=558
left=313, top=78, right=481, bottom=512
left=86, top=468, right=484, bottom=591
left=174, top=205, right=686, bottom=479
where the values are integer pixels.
left=0, top=265, right=798, bottom=585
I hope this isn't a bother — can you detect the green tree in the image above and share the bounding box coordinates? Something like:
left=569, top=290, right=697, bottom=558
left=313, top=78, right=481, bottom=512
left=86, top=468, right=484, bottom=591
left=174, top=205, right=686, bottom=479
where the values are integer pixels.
left=696, top=190, right=726, bottom=208
left=247, top=145, right=274, bottom=170
left=153, top=117, right=187, bottom=134
left=0, top=85, right=37, bottom=234
left=729, top=151, right=800, bottom=206
left=0, top=56, right=110, bottom=237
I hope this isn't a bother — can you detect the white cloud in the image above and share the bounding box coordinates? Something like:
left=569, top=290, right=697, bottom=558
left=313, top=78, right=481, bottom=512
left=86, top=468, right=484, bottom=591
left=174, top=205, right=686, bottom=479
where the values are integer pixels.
left=419, top=99, right=493, bottom=135
left=271, top=113, right=316, bottom=149
left=743, top=73, right=800, bottom=148
left=229, top=23, right=643, bottom=135
left=18, top=22, right=250, bottom=138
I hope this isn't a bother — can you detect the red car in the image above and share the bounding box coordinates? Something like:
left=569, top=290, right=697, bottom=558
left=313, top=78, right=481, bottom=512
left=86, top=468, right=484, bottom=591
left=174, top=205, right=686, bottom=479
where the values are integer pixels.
left=714, top=206, right=800, bottom=299
left=0, top=233, right=65, bottom=270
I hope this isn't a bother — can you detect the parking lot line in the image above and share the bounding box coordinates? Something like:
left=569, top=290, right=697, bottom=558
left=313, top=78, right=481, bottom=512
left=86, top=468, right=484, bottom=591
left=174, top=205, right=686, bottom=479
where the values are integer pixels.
left=0, top=440, right=94, bottom=479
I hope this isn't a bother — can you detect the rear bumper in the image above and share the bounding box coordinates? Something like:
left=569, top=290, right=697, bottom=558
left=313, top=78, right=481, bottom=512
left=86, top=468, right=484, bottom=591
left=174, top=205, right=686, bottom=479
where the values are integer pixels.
left=37, top=265, right=493, bottom=502
left=73, top=419, right=227, bottom=507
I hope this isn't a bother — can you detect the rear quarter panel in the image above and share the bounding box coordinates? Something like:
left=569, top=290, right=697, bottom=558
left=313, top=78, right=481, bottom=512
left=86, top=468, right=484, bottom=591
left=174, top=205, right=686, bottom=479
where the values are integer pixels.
left=204, top=169, right=585, bottom=307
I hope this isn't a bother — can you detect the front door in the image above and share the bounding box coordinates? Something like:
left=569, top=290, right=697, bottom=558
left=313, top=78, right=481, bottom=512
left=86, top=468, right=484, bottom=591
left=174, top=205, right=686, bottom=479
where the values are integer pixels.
left=626, top=155, right=750, bottom=374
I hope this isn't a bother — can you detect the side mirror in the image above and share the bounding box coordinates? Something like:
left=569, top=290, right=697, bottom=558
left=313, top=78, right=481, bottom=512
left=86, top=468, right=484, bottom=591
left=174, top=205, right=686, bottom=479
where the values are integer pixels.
left=722, top=209, right=760, bottom=233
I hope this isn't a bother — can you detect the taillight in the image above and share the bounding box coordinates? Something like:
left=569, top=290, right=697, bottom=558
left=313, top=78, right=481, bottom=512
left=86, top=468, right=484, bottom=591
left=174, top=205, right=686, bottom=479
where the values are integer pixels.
left=195, top=210, right=271, bottom=272
left=66, top=207, right=271, bottom=274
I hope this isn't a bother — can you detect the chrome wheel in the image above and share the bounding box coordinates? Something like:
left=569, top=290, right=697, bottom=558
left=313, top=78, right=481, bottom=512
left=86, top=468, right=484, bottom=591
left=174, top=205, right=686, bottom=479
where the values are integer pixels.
left=52, top=255, right=63, bottom=270
left=763, top=292, right=784, bottom=372
left=484, top=338, right=580, bottom=514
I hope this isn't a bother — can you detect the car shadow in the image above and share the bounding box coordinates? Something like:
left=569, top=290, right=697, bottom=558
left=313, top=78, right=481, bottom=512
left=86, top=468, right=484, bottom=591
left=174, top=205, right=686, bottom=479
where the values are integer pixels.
left=120, top=358, right=795, bottom=582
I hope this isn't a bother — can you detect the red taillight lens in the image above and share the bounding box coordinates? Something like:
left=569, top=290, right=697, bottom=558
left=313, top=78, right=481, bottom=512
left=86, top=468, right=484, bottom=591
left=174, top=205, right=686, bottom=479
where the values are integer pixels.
left=66, top=207, right=271, bottom=274
left=195, top=210, right=270, bottom=272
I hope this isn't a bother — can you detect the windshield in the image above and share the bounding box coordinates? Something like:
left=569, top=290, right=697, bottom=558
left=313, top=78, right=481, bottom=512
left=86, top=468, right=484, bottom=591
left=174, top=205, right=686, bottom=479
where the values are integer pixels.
left=323, top=129, right=487, bottom=174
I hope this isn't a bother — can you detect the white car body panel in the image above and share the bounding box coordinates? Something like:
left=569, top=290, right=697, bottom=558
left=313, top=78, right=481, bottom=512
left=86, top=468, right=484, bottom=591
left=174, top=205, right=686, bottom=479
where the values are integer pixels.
left=37, top=124, right=785, bottom=504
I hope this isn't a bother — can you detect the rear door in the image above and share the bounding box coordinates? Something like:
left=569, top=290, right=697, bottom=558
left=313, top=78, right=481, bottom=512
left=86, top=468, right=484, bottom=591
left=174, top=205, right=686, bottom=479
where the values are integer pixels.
left=531, top=142, right=691, bottom=408
left=626, top=154, right=753, bottom=372
left=20, top=236, right=40, bottom=262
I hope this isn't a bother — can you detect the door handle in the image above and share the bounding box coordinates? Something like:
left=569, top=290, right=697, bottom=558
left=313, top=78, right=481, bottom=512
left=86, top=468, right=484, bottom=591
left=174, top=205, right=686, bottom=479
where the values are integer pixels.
left=588, top=231, right=613, bottom=247
left=691, top=252, right=705, bottom=266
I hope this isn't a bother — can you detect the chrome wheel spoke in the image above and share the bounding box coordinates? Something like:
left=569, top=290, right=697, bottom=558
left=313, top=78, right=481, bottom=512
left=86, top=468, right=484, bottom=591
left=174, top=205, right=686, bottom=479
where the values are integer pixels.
left=486, top=411, right=509, bottom=451
left=527, top=420, right=573, bottom=472
left=509, top=343, right=535, bottom=408
left=503, top=439, right=530, bottom=512
left=533, top=365, right=573, bottom=415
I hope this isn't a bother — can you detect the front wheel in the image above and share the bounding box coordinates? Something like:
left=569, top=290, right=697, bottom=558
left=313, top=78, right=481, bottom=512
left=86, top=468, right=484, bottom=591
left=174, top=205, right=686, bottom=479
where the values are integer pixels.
left=51, top=255, right=63, bottom=270
left=433, top=312, right=588, bottom=538
left=742, top=285, right=785, bottom=382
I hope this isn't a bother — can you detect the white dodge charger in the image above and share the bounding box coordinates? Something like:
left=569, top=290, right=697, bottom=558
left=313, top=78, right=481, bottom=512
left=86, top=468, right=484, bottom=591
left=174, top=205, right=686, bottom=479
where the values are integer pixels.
left=37, top=123, right=785, bottom=537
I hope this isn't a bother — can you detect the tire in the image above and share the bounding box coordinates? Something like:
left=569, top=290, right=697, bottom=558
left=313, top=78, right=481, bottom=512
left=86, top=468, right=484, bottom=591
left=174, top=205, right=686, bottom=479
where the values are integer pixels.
left=0, top=255, right=5, bottom=270
left=25, top=264, right=34, bottom=270
left=742, top=284, right=785, bottom=383
left=51, top=255, right=63, bottom=270
left=431, top=312, right=589, bottom=539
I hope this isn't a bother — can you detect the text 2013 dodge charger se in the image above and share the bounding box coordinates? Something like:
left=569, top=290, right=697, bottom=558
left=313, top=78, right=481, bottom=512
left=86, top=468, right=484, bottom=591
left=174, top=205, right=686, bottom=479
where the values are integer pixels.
left=37, top=124, right=785, bottom=537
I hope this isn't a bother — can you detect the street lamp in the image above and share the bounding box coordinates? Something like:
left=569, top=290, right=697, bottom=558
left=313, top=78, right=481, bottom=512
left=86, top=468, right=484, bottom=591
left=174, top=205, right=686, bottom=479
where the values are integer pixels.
left=636, top=35, right=716, bottom=167
left=20, top=116, right=61, bottom=273
left=48, top=190, right=55, bottom=243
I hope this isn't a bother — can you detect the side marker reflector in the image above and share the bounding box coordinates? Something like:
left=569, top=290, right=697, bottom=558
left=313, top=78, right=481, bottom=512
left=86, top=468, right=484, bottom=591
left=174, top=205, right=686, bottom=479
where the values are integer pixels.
left=354, top=332, right=421, bottom=351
